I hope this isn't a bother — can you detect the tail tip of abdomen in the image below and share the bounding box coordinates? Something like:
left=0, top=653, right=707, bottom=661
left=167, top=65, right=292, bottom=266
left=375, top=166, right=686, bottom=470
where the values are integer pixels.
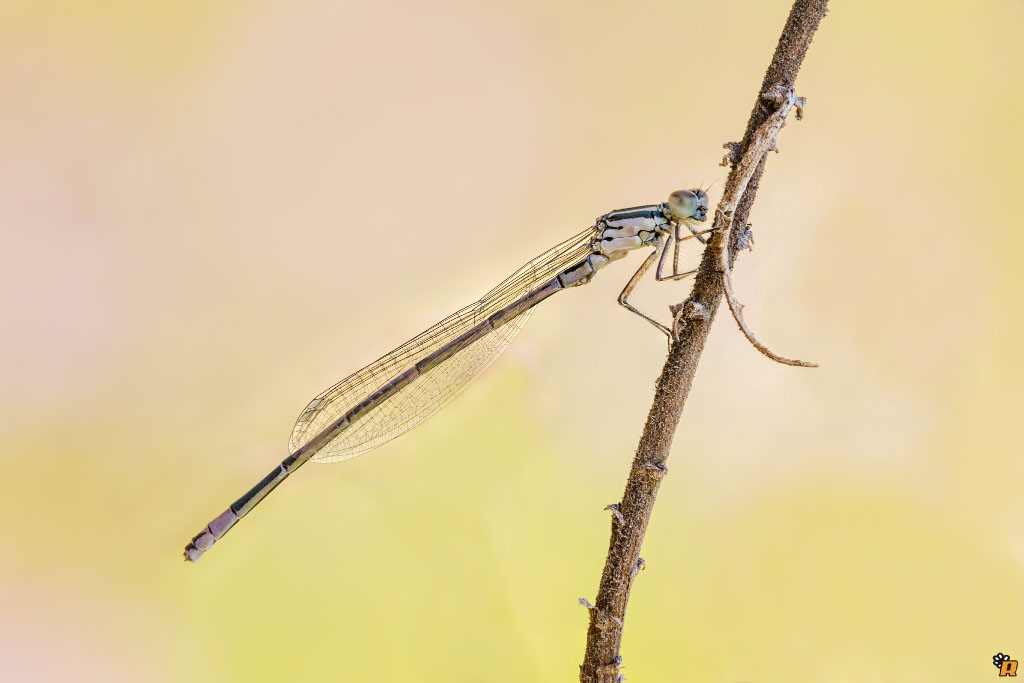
left=183, top=542, right=206, bottom=562
left=183, top=529, right=215, bottom=562
left=183, top=507, right=239, bottom=563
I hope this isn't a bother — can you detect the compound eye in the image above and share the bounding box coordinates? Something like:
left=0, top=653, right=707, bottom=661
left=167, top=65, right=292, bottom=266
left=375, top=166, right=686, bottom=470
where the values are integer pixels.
left=668, top=189, right=699, bottom=219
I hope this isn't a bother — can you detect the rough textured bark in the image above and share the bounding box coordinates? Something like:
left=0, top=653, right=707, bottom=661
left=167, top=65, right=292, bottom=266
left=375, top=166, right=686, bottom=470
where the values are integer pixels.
left=578, top=2, right=829, bottom=681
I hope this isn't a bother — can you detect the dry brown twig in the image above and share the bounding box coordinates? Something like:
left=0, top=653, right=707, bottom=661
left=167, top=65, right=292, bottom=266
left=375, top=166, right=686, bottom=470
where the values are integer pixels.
left=578, top=1, right=829, bottom=681
left=716, top=88, right=818, bottom=368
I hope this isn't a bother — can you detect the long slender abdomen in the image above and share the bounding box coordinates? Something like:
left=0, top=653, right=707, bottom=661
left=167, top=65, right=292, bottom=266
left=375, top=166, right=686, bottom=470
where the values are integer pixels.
left=183, top=273, right=572, bottom=562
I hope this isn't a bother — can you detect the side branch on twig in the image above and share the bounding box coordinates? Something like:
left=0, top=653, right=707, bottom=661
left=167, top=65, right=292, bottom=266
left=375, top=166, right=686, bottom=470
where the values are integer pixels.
left=716, top=88, right=818, bottom=368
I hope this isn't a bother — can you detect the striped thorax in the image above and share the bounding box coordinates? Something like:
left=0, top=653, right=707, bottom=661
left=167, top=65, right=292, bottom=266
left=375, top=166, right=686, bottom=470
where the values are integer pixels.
left=566, top=189, right=709, bottom=287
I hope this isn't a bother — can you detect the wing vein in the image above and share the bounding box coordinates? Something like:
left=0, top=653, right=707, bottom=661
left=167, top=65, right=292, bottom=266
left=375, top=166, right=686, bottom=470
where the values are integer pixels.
left=289, top=226, right=597, bottom=463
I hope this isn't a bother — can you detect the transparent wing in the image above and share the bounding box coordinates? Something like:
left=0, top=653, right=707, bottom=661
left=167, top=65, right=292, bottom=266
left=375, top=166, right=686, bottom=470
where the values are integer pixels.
left=290, top=226, right=598, bottom=463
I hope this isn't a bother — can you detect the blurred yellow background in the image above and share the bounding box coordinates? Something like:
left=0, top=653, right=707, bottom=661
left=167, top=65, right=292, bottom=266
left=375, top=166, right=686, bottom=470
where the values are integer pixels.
left=1, top=1, right=1021, bottom=681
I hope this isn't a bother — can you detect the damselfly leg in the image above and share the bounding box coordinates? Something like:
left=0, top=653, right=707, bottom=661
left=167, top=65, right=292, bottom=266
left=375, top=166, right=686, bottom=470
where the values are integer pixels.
left=673, top=227, right=681, bottom=274
left=657, top=230, right=699, bottom=282
left=617, top=224, right=718, bottom=341
left=682, top=220, right=709, bottom=245
left=618, top=243, right=672, bottom=338
left=658, top=224, right=717, bottom=281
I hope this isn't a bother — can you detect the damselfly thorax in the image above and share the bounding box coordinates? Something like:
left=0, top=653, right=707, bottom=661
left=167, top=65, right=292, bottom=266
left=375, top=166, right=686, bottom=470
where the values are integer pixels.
left=184, top=188, right=712, bottom=562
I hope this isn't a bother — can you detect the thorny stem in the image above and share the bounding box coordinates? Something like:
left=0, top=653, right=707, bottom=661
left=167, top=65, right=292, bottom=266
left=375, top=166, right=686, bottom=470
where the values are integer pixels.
left=578, top=2, right=829, bottom=682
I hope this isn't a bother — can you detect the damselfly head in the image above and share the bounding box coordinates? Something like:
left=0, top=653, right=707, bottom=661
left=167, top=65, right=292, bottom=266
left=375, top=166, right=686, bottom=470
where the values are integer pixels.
left=667, top=189, right=709, bottom=223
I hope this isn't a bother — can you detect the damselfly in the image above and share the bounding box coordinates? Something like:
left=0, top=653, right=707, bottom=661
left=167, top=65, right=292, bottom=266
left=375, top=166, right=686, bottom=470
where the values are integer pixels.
left=184, top=189, right=712, bottom=561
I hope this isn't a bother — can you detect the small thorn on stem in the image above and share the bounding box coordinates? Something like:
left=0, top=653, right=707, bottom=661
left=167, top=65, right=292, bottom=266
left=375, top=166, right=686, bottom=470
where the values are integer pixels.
left=604, top=504, right=626, bottom=525
left=720, top=141, right=742, bottom=167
